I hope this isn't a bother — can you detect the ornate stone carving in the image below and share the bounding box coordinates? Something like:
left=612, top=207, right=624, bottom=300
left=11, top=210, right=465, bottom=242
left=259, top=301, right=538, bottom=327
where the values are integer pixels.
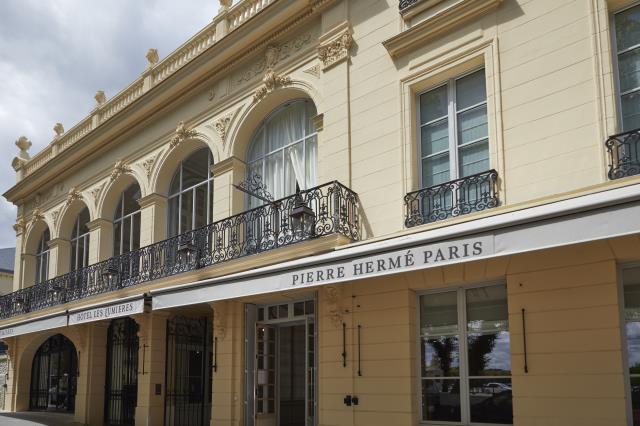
left=213, top=114, right=232, bottom=143
left=146, top=48, right=159, bottom=68
left=253, top=71, right=292, bottom=103
left=30, top=206, right=44, bottom=225
left=110, top=160, right=131, bottom=181
left=318, top=29, right=353, bottom=70
left=139, top=154, right=157, bottom=178
left=170, top=121, right=199, bottom=148
left=51, top=208, right=62, bottom=227
left=65, top=187, right=83, bottom=206
left=303, top=64, right=321, bottom=78
left=53, top=123, right=64, bottom=138
left=89, top=181, right=107, bottom=207
left=13, top=218, right=25, bottom=234
left=94, top=90, right=106, bottom=106
left=324, top=286, right=344, bottom=328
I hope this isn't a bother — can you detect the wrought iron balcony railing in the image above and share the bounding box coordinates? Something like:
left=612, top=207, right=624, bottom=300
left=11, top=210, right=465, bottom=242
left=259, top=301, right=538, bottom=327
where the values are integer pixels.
left=0, top=181, right=359, bottom=320
left=606, top=128, right=640, bottom=180
left=404, top=169, right=499, bottom=228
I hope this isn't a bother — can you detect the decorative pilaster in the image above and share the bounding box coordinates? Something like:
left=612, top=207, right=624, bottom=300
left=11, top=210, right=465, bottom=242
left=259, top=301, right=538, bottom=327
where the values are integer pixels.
left=211, top=156, right=246, bottom=220
left=47, top=238, right=71, bottom=278
left=86, top=218, right=113, bottom=264
left=137, top=193, right=168, bottom=246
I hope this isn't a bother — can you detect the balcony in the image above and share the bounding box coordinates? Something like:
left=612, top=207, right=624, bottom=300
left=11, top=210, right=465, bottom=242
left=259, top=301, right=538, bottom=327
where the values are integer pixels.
left=404, top=169, right=499, bottom=228
left=399, top=0, right=420, bottom=11
left=0, top=181, right=360, bottom=320
left=606, top=128, right=640, bottom=180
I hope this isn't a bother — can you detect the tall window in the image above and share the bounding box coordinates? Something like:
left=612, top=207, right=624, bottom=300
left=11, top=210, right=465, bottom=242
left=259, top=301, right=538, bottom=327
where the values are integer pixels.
left=168, top=148, right=214, bottom=237
left=419, top=69, right=489, bottom=188
left=35, top=229, right=50, bottom=284
left=114, top=184, right=141, bottom=255
left=623, top=266, right=640, bottom=426
left=419, top=284, right=512, bottom=424
left=70, top=207, right=90, bottom=271
left=247, top=100, right=317, bottom=207
left=614, top=4, right=640, bottom=131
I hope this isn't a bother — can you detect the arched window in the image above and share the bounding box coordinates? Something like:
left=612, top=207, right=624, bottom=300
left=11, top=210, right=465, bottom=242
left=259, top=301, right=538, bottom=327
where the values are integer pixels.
left=168, top=148, right=214, bottom=237
left=70, top=207, right=90, bottom=271
left=114, top=183, right=141, bottom=255
left=247, top=99, right=317, bottom=207
left=35, top=229, right=50, bottom=284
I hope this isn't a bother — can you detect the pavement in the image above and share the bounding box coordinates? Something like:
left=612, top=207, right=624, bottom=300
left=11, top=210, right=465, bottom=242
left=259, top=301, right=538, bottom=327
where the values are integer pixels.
left=0, top=412, right=84, bottom=425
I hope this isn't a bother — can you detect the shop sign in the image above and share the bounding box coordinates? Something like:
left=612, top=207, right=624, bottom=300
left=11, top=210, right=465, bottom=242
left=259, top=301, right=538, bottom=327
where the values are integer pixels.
left=68, top=298, right=144, bottom=325
left=289, top=236, right=493, bottom=288
left=0, top=314, right=67, bottom=339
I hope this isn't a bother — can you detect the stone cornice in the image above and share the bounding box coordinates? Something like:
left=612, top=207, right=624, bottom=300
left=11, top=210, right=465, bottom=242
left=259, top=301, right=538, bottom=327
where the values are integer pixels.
left=212, top=156, right=245, bottom=177
left=137, top=193, right=168, bottom=209
left=383, top=0, right=503, bottom=58
left=86, top=218, right=113, bottom=231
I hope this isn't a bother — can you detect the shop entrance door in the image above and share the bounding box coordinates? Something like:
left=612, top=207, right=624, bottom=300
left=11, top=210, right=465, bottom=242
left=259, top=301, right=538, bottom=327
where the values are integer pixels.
left=248, top=300, right=316, bottom=426
left=29, top=334, right=77, bottom=412
left=105, top=317, right=139, bottom=426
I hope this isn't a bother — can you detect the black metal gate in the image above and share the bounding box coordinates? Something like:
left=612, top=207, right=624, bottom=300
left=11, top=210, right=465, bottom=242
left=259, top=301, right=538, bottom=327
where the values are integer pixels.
left=29, top=334, right=77, bottom=412
left=105, top=317, right=139, bottom=425
left=164, top=316, right=212, bottom=426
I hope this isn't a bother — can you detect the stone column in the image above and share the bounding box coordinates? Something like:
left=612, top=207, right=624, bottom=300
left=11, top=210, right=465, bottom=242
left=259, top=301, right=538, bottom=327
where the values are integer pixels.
left=12, top=221, right=25, bottom=291
left=2, top=337, right=18, bottom=412
left=212, top=156, right=246, bottom=221
left=134, top=311, right=169, bottom=426
left=210, top=301, right=244, bottom=426
left=87, top=218, right=113, bottom=264
left=47, top=238, right=71, bottom=278
left=137, top=193, right=168, bottom=246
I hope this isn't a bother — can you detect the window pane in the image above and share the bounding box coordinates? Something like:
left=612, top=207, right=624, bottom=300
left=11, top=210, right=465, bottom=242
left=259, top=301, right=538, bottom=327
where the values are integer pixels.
left=467, top=332, right=511, bottom=376
left=421, top=379, right=461, bottom=422
left=628, top=322, right=640, bottom=374
left=619, top=47, right=640, bottom=93
left=285, top=143, right=302, bottom=195
left=132, top=213, right=141, bottom=251
left=625, top=268, right=640, bottom=320
left=467, top=285, right=508, bottom=332
left=459, top=140, right=490, bottom=178
left=265, top=152, right=284, bottom=200
left=421, top=336, right=460, bottom=377
left=422, top=154, right=450, bottom=188
left=122, top=184, right=141, bottom=216
left=122, top=216, right=132, bottom=254
left=631, top=377, right=640, bottom=426
left=622, top=90, right=640, bottom=131
left=305, top=101, right=318, bottom=135
left=420, top=85, right=448, bottom=124
left=194, top=184, right=207, bottom=229
left=420, top=292, right=458, bottom=335
left=181, top=149, right=209, bottom=190
left=469, top=378, right=513, bottom=424
left=248, top=128, right=265, bottom=162
left=70, top=241, right=77, bottom=272
left=76, top=236, right=85, bottom=269
left=305, top=135, right=317, bottom=190
left=168, top=196, right=180, bottom=238
left=113, top=221, right=122, bottom=256
left=421, top=119, right=449, bottom=156
left=457, top=104, right=488, bottom=145
left=180, top=190, right=194, bottom=233
left=266, top=102, right=305, bottom=151
left=616, top=5, right=640, bottom=52
left=456, top=69, right=486, bottom=110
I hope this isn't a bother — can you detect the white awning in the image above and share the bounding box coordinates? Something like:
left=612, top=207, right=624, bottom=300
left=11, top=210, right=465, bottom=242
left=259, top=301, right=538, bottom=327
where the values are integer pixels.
left=0, top=312, right=67, bottom=339
left=152, top=183, right=640, bottom=309
left=68, top=294, right=146, bottom=326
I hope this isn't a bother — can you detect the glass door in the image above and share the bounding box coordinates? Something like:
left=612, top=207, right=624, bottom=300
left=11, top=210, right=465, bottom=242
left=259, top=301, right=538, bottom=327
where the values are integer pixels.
left=305, top=316, right=316, bottom=426
left=255, top=324, right=277, bottom=426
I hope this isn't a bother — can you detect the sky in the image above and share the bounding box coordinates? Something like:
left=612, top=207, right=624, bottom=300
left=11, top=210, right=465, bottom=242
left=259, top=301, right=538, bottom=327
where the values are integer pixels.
left=0, top=0, right=220, bottom=249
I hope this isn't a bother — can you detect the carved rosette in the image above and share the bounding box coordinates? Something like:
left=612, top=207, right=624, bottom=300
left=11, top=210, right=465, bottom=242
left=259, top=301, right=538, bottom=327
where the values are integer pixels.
left=111, top=160, right=131, bottom=182
left=170, top=121, right=199, bottom=148
left=253, top=71, right=292, bottom=103
left=318, top=28, right=353, bottom=71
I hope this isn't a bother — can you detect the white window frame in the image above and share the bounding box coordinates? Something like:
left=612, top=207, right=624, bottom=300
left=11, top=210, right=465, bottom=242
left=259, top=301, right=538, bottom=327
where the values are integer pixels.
left=417, top=68, right=489, bottom=189
left=168, top=149, right=214, bottom=237
left=35, top=230, right=50, bottom=284
left=416, top=281, right=512, bottom=426
left=113, top=184, right=142, bottom=256
left=611, top=1, right=640, bottom=132
left=70, top=208, right=90, bottom=271
left=619, top=262, right=640, bottom=426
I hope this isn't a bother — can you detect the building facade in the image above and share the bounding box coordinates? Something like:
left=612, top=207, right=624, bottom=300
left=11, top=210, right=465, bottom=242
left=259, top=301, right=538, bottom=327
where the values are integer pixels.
left=1, top=0, right=640, bottom=425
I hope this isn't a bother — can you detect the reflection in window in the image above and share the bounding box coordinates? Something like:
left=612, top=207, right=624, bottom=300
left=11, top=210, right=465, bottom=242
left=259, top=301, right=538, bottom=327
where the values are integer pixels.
left=35, top=229, right=50, bottom=284
left=419, top=285, right=512, bottom=424
left=167, top=148, right=214, bottom=237
left=113, top=184, right=141, bottom=255
left=247, top=100, right=317, bottom=207
left=70, top=207, right=90, bottom=271
left=624, top=266, right=640, bottom=426
left=614, top=4, right=640, bottom=131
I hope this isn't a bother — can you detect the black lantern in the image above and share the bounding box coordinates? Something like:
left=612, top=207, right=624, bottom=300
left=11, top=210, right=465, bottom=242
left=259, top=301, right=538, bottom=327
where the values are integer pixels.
left=289, top=188, right=315, bottom=238
left=178, top=238, right=197, bottom=264
left=14, top=296, right=24, bottom=310
left=49, top=283, right=63, bottom=298
left=102, top=263, right=119, bottom=281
